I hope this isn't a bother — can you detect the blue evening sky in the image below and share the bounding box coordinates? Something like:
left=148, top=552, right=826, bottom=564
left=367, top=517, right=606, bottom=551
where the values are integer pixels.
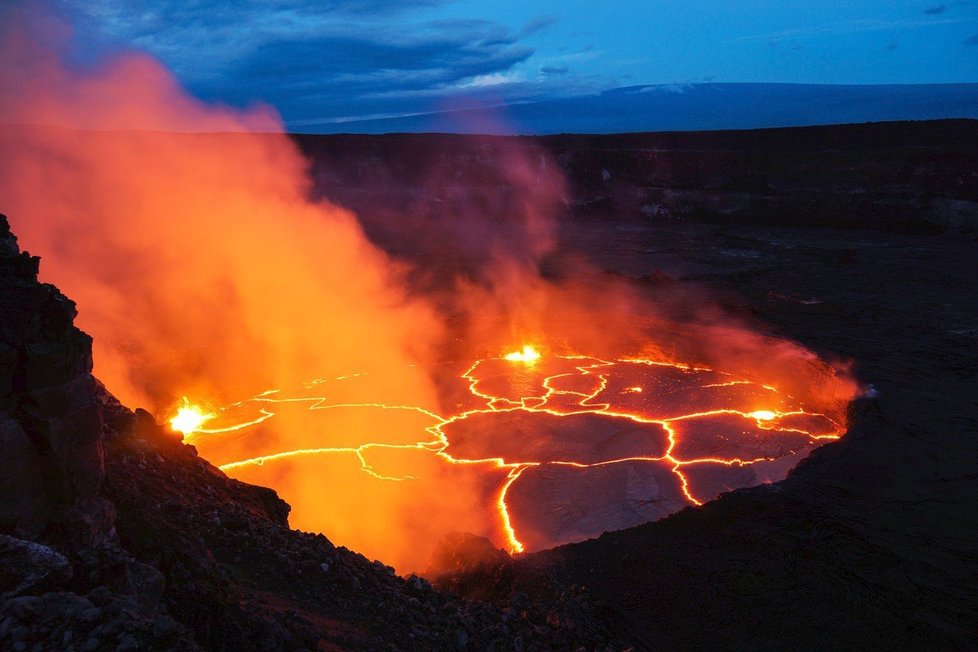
left=42, top=1, right=978, bottom=128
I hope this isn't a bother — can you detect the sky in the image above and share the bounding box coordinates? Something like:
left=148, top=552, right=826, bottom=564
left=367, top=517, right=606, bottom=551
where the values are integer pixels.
left=28, top=1, right=978, bottom=129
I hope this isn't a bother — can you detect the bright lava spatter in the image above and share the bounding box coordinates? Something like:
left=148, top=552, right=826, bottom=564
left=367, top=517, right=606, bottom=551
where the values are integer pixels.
left=168, top=397, right=216, bottom=436
left=503, top=345, right=541, bottom=363
left=169, top=347, right=846, bottom=557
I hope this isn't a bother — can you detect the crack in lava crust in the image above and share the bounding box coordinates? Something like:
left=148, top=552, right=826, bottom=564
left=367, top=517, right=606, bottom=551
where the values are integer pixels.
left=177, top=351, right=847, bottom=566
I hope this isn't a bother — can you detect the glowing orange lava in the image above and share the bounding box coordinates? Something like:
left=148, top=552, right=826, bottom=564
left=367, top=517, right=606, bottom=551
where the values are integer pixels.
left=168, top=398, right=215, bottom=435
left=173, top=347, right=850, bottom=570
left=503, top=345, right=541, bottom=363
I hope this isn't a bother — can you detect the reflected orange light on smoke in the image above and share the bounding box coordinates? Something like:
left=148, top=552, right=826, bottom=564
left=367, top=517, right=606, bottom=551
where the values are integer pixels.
left=0, top=8, right=454, bottom=573
left=0, top=9, right=441, bottom=415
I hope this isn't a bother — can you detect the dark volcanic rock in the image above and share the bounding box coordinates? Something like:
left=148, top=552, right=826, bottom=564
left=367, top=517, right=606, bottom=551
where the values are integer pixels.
left=0, top=214, right=199, bottom=650
left=293, top=120, right=978, bottom=256
left=100, top=415, right=620, bottom=650
left=0, top=214, right=105, bottom=543
left=429, top=217, right=978, bottom=648
left=0, top=535, right=71, bottom=598
left=426, top=532, right=618, bottom=647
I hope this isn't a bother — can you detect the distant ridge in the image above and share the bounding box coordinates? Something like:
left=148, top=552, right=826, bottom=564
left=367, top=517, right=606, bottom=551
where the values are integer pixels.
left=294, top=82, right=978, bottom=135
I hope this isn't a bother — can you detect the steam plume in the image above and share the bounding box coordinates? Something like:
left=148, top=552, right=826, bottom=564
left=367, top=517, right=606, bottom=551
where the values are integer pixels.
left=1, top=5, right=859, bottom=572
left=0, top=7, right=440, bottom=412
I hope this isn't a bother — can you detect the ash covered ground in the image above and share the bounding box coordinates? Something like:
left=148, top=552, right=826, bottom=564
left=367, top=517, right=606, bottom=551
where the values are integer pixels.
left=2, top=120, right=977, bottom=650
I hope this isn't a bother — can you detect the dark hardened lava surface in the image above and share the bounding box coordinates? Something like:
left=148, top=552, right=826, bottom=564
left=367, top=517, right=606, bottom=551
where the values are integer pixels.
left=519, top=220, right=978, bottom=649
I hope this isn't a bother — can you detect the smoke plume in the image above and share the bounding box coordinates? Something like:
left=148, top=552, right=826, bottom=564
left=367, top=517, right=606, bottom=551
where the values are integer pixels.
left=0, top=7, right=440, bottom=411
left=1, top=6, right=859, bottom=572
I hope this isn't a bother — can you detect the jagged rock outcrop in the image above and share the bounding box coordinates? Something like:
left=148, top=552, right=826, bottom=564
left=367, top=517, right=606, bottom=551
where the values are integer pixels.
left=0, top=215, right=196, bottom=650
left=0, top=214, right=106, bottom=544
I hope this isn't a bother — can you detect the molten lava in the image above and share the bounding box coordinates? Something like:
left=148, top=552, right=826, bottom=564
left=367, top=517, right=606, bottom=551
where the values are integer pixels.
left=174, top=347, right=850, bottom=570
left=503, top=345, right=541, bottom=363
left=168, top=398, right=215, bottom=436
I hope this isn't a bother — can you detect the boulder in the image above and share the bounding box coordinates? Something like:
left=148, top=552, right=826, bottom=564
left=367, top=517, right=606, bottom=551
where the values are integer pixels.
left=0, top=534, right=71, bottom=598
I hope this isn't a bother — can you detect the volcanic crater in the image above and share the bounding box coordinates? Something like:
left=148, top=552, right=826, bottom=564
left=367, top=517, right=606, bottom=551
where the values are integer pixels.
left=3, top=117, right=975, bottom=651
left=182, top=348, right=849, bottom=564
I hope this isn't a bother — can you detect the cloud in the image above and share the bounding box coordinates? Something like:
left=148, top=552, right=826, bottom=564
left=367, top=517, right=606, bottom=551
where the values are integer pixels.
left=726, top=17, right=964, bottom=43
left=924, top=4, right=947, bottom=14
left=541, top=65, right=569, bottom=76
left=50, top=0, right=548, bottom=126
left=220, top=27, right=534, bottom=122
left=519, top=15, right=557, bottom=38
left=62, top=0, right=450, bottom=27
left=231, top=30, right=530, bottom=82
left=457, top=70, right=526, bottom=88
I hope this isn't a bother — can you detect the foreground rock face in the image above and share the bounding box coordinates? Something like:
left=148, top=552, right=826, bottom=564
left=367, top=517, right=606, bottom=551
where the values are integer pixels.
left=101, top=418, right=617, bottom=650
left=0, top=215, right=105, bottom=542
